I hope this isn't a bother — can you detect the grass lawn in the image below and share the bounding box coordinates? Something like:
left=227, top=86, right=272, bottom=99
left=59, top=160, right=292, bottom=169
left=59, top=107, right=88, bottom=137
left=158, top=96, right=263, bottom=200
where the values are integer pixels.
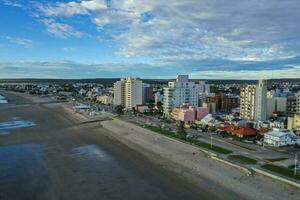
left=262, top=164, right=300, bottom=181
left=265, top=158, right=288, bottom=162
left=228, top=155, right=257, bottom=165
left=143, top=125, right=232, bottom=155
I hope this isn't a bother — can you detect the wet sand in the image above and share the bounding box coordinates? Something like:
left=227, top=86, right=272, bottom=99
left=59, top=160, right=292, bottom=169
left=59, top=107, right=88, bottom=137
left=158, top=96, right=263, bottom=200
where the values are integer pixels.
left=0, top=91, right=217, bottom=200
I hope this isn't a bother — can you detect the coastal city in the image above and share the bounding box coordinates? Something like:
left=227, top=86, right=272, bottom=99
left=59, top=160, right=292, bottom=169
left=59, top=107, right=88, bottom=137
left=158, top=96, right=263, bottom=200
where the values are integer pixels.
left=1, top=76, right=300, bottom=181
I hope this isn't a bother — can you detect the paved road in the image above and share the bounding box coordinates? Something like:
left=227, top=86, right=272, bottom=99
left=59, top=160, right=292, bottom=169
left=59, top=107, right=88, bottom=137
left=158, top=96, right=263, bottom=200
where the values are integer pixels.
left=121, top=114, right=298, bottom=167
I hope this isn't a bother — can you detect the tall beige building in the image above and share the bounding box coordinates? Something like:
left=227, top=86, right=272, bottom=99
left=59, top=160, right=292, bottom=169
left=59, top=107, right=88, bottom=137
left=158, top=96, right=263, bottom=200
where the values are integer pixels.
left=113, top=77, right=142, bottom=109
left=240, top=85, right=256, bottom=120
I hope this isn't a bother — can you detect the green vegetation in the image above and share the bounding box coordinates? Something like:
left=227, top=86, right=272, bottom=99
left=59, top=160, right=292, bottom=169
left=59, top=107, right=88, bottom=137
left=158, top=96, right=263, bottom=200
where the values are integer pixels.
left=262, top=164, right=300, bottom=181
left=192, top=140, right=232, bottom=154
left=228, top=155, right=257, bottom=165
left=265, top=158, right=288, bottom=162
left=143, top=125, right=174, bottom=136
left=114, top=105, right=124, bottom=116
left=176, top=121, right=187, bottom=139
left=143, top=125, right=232, bottom=154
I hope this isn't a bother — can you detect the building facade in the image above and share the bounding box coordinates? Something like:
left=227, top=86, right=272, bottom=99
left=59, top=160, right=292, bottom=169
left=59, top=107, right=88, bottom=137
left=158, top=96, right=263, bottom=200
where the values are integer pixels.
left=288, top=115, right=300, bottom=133
left=255, top=80, right=267, bottom=121
left=142, top=83, right=154, bottom=104
left=203, top=93, right=239, bottom=113
left=240, top=85, right=256, bottom=120
left=170, top=106, right=209, bottom=123
left=113, top=77, right=142, bottom=109
left=287, top=96, right=297, bottom=116
left=264, top=129, right=300, bottom=147
left=163, top=75, right=198, bottom=117
left=296, top=92, right=300, bottom=115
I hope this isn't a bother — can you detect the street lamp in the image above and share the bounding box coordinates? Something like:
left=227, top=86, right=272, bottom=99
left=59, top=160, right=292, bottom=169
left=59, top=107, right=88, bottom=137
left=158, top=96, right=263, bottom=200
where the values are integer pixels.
left=210, top=132, right=213, bottom=149
left=294, top=151, right=300, bottom=176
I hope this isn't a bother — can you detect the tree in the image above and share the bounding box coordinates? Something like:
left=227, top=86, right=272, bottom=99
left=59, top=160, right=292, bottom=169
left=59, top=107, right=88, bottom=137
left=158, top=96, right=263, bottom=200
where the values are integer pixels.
left=114, top=105, right=124, bottom=116
left=156, top=101, right=163, bottom=116
left=176, top=121, right=187, bottom=139
left=148, top=100, right=155, bottom=115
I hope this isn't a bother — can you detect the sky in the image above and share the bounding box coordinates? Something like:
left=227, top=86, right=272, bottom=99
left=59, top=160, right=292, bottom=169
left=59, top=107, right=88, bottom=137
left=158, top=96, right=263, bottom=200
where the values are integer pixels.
left=0, top=0, right=300, bottom=79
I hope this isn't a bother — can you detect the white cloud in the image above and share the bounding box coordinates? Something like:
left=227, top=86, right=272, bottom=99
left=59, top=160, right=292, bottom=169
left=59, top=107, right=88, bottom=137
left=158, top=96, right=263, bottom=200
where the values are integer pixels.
left=63, top=47, right=76, bottom=52
left=1, top=0, right=22, bottom=7
left=36, top=0, right=107, bottom=16
left=2, top=36, right=34, bottom=47
left=189, top=67, right=300, bottom=80
left=33, top=0, right=300, bottom=63
left=40, top=19, right=84, bottom=39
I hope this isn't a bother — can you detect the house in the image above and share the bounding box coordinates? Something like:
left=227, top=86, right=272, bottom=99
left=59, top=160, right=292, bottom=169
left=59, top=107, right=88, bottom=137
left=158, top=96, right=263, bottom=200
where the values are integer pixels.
left=136, top=105, right=149, bottom=113
left=232, top=127, right=256, bottom=138
left=264, top=128, right=300, bottom=147
left=218, top=123, right=256, bottom=138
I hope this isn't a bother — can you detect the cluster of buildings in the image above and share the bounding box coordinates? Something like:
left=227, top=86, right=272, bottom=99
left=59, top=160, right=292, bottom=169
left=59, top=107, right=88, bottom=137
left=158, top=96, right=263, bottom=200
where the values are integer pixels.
left=112, top=75, right=300, bottom=147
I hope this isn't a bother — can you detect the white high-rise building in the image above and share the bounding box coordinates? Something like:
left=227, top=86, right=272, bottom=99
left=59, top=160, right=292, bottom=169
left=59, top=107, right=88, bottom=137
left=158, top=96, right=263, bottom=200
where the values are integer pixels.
left=113, top=77, right=142, bottom=109
left=163, top=75, right=198, bottom=117
left=255, top=80, right=267, bottom=121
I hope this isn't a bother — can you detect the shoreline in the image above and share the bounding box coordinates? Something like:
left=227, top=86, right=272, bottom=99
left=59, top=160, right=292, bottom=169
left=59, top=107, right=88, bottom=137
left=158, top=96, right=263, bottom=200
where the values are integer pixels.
left=1, top=91, right=300, bottom=199
left=99, top=118, right=300, bottom=200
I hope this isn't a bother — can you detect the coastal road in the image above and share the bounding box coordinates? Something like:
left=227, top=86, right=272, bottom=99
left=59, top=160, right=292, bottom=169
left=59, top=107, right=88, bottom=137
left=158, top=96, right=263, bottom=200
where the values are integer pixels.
left=121, top=114, right=297, bottom=167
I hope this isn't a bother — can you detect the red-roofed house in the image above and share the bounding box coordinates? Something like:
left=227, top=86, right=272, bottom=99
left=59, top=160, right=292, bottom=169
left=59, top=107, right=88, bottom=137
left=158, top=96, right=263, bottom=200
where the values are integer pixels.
left=232, top=127, right=257, bottom=138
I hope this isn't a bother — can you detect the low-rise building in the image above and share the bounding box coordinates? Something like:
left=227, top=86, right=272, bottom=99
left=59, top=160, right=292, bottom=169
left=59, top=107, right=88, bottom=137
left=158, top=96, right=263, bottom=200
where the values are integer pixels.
left=202, top=102, right=216, bottom=114
left=97, top=95, right=113, bottom=105
left=288, top=115, right=300, bottom=134
left=218, top=123, right=257, bottom=138
left=264, top=128, right=300, bottom=147
left=136, top=105, right=149, bottom=113
left=171, top=106, right=209, bottom=123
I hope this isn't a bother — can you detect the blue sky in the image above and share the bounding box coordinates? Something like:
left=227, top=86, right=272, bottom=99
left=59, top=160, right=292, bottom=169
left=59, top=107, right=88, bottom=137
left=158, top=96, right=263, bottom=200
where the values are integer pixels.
left=0, top=0, right=300, bottom=79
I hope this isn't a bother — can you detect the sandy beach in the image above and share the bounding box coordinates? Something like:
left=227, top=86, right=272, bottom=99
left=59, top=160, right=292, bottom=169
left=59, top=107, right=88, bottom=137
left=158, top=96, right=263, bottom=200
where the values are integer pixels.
left=0, top=91, right=215, bottom=200
left=1, top=90, right=300, bottom=200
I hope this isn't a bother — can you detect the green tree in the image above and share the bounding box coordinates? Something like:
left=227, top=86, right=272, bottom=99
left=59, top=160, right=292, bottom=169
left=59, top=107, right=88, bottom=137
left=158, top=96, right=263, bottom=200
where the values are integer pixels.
left=148, top=100, right=155, bottom=115
left=114, top=105, right=124, bottom=116
left=176, top=121, right=187, bottom=139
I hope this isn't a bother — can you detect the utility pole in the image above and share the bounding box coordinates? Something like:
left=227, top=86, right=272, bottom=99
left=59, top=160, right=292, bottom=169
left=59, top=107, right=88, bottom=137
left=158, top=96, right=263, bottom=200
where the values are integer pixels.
left=210, top=133, right=213, bottom=149
left=295, top=151, right=299, bottom=176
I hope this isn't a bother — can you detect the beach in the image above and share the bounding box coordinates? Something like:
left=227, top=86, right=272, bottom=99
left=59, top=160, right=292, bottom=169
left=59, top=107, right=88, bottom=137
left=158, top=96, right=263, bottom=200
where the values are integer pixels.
left=0, top=90, right=299, bottom=200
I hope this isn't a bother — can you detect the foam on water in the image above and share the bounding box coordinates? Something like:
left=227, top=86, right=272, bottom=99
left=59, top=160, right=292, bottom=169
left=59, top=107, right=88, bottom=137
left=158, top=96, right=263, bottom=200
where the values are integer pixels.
left=0, top=119, right=36, bottom=131
left=0, top=95, right=8, bottom=104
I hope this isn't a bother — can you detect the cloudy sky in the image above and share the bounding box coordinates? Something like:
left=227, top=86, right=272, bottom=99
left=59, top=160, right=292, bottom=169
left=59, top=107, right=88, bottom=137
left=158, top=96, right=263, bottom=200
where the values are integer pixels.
left=0, top=0, right=300, bottom=79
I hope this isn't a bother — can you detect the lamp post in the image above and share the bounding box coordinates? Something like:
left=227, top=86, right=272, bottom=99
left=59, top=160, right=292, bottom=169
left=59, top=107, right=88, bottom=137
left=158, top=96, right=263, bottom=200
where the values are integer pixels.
left=210, top=132, right=213, bottom=149
left=294, top=151, right=300, bottom=176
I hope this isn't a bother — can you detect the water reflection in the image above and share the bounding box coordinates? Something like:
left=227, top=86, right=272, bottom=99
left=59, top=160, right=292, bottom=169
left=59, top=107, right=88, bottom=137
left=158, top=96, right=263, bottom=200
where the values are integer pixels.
left=0, top=144, right=48, bottom=200
left=0, top=95, right=8, bottom=104
left=0, top=119, right=36, bottom=133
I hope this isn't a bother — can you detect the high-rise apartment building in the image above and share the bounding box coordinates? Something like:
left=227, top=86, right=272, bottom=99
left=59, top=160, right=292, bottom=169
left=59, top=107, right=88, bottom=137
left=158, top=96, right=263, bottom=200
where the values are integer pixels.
left=296, top=91, right=300, bottom=115
left=142, top=83, right=154, bottom=104
left=287, top=96, right=297, bottom=116
left=203, top=93, right=239, bottom=113
left=255, top=80, right=267, bottom=121
left=163, top=75, right=198, bottom=117
left=240, top=80, right=268, bottom=121
left=113, top=77, right=142, bottom=109
left=240, top=85, right=256, bottom=120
